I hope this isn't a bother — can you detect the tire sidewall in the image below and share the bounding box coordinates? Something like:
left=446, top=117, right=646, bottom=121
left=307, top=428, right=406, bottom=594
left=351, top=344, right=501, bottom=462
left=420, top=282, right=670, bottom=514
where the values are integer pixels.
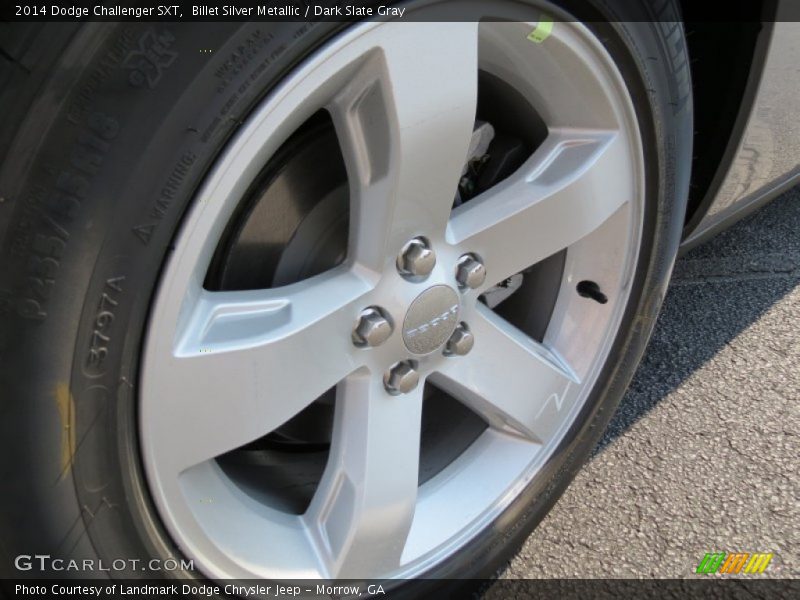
left=0, top=20, right=349, bottom=578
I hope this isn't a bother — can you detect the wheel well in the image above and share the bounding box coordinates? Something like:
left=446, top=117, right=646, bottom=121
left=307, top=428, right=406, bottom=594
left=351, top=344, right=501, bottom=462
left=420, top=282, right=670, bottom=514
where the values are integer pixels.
left=679, top=1, right=773, bottom=230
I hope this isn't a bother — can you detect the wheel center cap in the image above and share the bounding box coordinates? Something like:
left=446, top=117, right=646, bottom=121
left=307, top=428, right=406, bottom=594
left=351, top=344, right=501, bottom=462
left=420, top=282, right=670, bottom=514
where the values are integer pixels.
left=402, top=285, right=460, bottom=355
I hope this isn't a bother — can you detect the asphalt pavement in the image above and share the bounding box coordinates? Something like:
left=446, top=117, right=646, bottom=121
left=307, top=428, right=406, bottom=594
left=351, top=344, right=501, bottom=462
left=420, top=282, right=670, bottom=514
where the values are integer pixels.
left=499, top=187, right=800, bottom=579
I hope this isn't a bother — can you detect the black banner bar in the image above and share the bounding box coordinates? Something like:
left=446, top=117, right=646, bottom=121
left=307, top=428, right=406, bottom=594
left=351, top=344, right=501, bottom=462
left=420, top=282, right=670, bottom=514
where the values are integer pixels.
left=2, top=579, right=799, bottom=600
left=3, top=0, right=800, bottom=23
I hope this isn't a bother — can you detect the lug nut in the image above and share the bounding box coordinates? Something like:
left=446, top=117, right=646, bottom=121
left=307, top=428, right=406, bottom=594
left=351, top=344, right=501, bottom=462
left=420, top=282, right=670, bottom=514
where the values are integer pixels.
left=384, top=361, right=419, bottom=395
left=352, top=307, right=393, bottom=347
left=444, top=323, right=474, bottom=356
left=456, top=254, right=486, bottom=289
left=397, top=237, right=436, bottom=279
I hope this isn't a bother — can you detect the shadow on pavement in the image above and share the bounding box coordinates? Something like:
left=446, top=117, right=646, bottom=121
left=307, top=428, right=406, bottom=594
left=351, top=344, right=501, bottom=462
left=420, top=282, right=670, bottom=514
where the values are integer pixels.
left=595, top=186, right=800, bottom=454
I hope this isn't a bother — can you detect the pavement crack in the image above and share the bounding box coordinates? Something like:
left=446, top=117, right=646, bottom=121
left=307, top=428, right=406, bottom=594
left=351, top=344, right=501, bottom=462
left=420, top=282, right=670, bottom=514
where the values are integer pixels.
left=671, top=252, right=800, bottom=285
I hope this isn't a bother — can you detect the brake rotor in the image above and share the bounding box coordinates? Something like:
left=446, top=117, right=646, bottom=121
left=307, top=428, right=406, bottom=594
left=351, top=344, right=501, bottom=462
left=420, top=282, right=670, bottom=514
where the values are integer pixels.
left=206, top=112, right=349, bottom=292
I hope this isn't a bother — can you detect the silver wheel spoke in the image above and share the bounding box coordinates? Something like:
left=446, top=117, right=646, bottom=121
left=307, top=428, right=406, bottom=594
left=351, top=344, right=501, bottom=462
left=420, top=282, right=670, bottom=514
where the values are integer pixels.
left=306, top=371, right=423, bottom=578
left=329, top=22, right=479, bottom=271
left=447, top=128, right=631, bottom=286
left=145, top=270, right=371, bottom=473
left=432, top=305, right=578, bottom=443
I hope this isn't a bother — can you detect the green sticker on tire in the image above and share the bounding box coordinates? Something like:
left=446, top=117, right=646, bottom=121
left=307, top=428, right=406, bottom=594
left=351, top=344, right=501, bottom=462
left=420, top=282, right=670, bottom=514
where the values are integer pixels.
left=527, top=16, right=554, bottom=43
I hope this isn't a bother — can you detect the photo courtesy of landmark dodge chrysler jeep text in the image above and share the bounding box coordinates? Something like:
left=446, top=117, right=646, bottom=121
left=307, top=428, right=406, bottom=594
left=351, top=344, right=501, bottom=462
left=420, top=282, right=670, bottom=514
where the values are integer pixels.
left=0, top=0, right=797, bottom=595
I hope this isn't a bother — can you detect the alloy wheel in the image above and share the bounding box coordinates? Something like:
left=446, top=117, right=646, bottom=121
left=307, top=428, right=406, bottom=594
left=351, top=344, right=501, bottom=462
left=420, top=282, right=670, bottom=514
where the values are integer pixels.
left=140, top=17, right=644, bottom=580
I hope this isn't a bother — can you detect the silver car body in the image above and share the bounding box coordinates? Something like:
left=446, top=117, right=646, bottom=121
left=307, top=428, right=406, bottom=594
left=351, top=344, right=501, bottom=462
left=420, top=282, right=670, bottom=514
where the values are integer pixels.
left=683, top=17, right=800, bottom=249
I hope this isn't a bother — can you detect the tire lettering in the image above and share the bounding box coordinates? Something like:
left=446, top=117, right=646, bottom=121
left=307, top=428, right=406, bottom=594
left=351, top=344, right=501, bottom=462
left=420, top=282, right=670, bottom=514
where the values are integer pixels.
left=12, top=113, right=118, bottom=321
left=84, top=276, right=125, bottom=377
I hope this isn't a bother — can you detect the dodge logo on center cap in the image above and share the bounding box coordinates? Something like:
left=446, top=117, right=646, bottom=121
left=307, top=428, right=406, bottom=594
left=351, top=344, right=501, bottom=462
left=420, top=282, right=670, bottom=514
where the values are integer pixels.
left=402, top=285, right=460, bottom=354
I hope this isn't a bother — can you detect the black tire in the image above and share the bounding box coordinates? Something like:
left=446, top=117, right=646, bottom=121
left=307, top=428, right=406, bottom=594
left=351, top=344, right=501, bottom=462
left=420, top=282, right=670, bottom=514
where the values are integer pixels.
left=0, top=2, right=691, bottom=591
